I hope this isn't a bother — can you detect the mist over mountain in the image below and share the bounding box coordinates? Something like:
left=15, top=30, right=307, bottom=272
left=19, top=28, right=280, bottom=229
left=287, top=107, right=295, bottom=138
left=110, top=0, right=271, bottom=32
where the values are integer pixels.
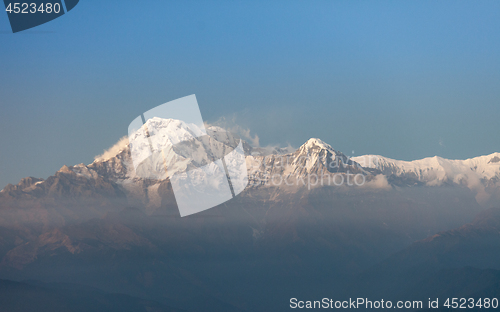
left=0, top=120, right=499, bottom=311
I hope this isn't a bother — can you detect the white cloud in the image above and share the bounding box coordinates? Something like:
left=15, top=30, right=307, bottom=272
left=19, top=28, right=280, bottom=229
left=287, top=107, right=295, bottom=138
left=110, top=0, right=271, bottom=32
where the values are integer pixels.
left=361, top=174, right=392, bottom=190
left=94, top=136, right=129, bottom=162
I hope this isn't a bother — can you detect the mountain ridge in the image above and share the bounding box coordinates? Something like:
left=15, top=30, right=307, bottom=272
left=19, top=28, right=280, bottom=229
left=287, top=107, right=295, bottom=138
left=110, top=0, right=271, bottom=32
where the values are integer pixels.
left=2, top=120, right=500, bottom=208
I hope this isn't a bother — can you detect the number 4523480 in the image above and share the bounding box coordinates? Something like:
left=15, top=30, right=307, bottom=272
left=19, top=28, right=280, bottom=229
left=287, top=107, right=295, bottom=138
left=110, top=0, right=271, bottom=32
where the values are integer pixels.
left=5, top=3, right=61, bottom=14
left=444, top=298, right=498, bottom=309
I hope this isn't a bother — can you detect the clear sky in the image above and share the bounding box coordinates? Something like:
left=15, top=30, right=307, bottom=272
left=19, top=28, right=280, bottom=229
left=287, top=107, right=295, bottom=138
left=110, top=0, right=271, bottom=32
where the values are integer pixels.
left=1, top=0, right=500, bottom=188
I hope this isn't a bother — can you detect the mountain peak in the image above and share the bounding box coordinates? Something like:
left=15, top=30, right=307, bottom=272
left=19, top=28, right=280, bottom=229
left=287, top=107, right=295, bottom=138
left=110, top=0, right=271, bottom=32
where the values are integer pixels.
left=58, top=165, right=73, bottom=174
left=298, top=138, right=336, bottom=154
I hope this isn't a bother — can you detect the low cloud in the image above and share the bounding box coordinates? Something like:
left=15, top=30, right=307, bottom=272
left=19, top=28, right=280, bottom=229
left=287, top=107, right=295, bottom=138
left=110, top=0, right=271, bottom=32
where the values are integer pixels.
left=427, top=168, right=491, bottom=205
left=453, top=172, right=491, bottom=205
left=361, top=174, right=392, bottom=190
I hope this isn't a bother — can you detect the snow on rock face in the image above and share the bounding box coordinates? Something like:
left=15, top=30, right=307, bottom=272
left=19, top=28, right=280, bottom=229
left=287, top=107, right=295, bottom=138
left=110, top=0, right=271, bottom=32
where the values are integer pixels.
left=298, top=138, right=336, bottom=154
left=130, top=118, right=246, bottom=180
left=91, top=122, right=345, bottom=190
left=245, top=138, right=365, bottom=187
left=91, top=118, right=245, bottom=181
left=291, top=138, right=362, bottom=174
left=352, top=153, right=500, bottom=183
left=352, top=153, right=500, bottom=204
left=84, top=118, right=250, bottom=211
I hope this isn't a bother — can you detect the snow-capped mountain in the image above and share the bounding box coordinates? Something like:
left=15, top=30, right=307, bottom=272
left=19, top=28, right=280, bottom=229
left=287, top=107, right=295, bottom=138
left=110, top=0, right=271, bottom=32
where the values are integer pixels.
left=352, top=153, right=500, bottom=184
left=352, top=153, right=500, bottom=204
left=2, top=118, right=499, bottom=208
left=246, top=138, right=365, bottom=187
left=128, top=118, right=248, bottom=180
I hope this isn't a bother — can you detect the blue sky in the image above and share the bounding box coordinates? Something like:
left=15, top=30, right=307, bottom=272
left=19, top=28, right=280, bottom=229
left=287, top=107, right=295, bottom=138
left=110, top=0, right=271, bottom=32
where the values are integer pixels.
left=1, top=0, right=500, bottom=188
